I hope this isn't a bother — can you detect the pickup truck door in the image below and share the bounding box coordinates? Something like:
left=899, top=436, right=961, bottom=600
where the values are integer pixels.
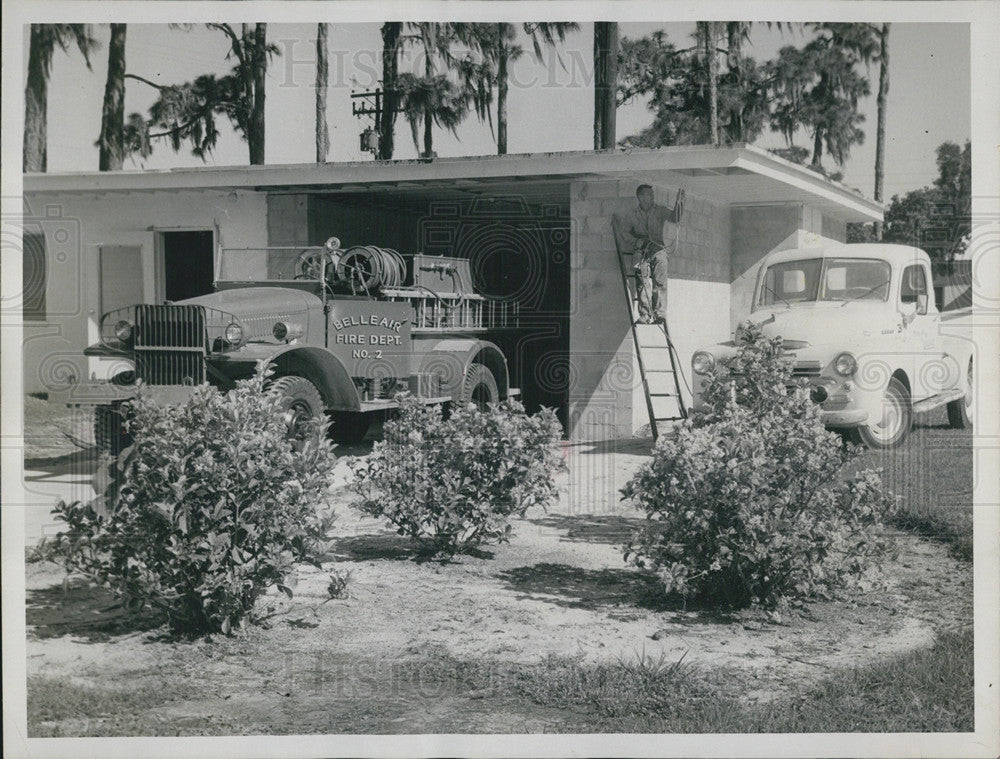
left=899, top=263, right=939, bottom=401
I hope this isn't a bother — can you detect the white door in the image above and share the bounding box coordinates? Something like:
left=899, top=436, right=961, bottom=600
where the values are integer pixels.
left=899, top=263, right=939, bottom=400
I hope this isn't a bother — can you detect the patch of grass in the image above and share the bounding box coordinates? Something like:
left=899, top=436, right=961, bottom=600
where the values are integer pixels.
left=27, top=676, right=183, bottom=736
left=853, top=407, right=973, bottom=561
left=741, top=627, right=974, bottom=733
left=413, top=627, right=973, bottom=733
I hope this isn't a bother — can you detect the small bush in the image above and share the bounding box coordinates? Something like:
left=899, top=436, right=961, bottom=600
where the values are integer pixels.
left=623, top=323, right=897, bottom=608
left=50, top=367, right=337, bottom=635
left=350, top=394, right=565, bottom=557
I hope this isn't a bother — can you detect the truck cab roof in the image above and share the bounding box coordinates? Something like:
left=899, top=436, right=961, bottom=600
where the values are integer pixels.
left=762, top=243, right=931, bottom=268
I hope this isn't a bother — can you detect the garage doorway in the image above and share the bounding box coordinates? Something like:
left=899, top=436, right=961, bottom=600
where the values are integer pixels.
left=158, top=230, right=215, bottom=302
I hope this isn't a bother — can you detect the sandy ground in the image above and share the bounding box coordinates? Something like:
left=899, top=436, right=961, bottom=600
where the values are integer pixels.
left=23, top=437, right=974, bottom=736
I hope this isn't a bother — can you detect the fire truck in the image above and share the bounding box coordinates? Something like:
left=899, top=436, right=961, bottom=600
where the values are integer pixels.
left=67, top=239, right=519, bottom=451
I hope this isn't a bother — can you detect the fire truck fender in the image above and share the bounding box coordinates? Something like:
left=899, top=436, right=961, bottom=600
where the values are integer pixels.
left=267, top=345, right=362, bottom=412
left=414, top=339, right=509, bottom=402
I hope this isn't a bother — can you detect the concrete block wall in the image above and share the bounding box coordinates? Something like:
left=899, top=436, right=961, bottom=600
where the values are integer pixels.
left=568, top=179, right=731, bottom=441
left=267, top=194, right=310, bottom=246
left=729, top=203, right=847, bottom=326
left=21, top=189, right=269, bottom=394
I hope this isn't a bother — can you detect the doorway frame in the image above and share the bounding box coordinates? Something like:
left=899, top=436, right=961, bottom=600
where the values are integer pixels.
left=153, top=226, right=217, bottom=303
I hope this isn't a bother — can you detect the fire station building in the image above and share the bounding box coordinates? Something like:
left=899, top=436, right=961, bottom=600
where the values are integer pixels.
left=20, top=145, right=882, bottom=440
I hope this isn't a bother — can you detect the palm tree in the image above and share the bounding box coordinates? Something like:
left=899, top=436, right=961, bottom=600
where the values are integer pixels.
left=699, top=22, right=720, bottom=146
left=378, top=22, right=403, bottom=159
left=97, top=24, right=127, bottom=171
left=593, top=22, right=619, bottom=149
left=396, top=22, right=492, bottom=158
left=24, top=24, right=98, bottom=172
left=873, top=24, right=890, bottom=239
left=486, top=22, right=577, bottom=155
left=133, top=23, right=277, bottom=165
left=315, top=23, right=329, bottom=162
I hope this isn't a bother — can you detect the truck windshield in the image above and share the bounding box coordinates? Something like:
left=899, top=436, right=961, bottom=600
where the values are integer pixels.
left=217, top=247, right=325, bottom=282
left=756, top=257, right=891, bottom=309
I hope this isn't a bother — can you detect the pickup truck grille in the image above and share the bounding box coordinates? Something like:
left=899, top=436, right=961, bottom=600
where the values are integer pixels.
left=134, top=305, right=207, bottom=385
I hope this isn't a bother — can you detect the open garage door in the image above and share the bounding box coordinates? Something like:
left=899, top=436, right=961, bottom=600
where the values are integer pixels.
left=275, top=183, right=572, bottom=431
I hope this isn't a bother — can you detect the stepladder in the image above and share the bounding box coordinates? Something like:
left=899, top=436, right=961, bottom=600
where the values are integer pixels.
left=616, top=250, right=688, bottom=440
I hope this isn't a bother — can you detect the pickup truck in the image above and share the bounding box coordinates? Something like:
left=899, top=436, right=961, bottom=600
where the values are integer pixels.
left=690, top=244, right=974, bottom=448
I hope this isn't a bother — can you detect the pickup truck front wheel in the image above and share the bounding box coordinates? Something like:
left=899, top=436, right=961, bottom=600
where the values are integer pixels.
left=947, top=358, right=973, bottom=429
left=855, top=376, right=912, bottom=449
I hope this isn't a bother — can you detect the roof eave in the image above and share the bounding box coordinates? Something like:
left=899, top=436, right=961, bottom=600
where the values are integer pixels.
left=23, top=146, right=882, bottom=222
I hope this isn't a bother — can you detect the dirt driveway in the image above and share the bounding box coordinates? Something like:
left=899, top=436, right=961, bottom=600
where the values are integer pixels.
left=24, top=437, right=973, bottom=736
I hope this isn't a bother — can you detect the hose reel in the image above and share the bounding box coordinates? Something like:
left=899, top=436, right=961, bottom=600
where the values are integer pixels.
left=336, top=245, right=406, bottom=293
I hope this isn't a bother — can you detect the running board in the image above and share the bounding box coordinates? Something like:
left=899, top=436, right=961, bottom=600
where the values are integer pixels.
left=912, top=388, right=964, bottom=414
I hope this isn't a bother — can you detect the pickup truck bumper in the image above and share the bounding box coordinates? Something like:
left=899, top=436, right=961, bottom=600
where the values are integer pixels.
left=820, top=408, right=869, bottom=427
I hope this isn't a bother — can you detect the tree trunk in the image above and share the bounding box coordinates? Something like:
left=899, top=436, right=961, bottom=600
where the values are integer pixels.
left=24, top=25, right=51, bottom=173
left=810, top=71, right=830, bottom=170
left=873, top=23, right=890, bottom=240
left=378, top=22, right=402, bottom=160
left=811, top=129, right=824, bottom=170
left=315, top=23, right=329, bottom=163
left=98, top=24, right=127, bottom=171
left=247, top=23, right=267, bottom=165
left=497, top=34, right=508, bottom=155
left=593, top=22, right=618, bottom=150
left=703, top=22, right=719, bottom=146
left=726, top=22, right=743, bottom=70
left=727, top=22, right=745, bottom=141
left=423, top=45, right=434, bottom=157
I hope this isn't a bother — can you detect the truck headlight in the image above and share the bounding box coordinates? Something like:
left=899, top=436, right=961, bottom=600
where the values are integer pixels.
left=272, top=321, right=304, bottom=342
left=833, top=352, right=857, bottom=377
left=114, top=320, right=133, bottom=342
left=692, top=351, right=716, bottom=375
left=224, top=322, right=244, bottom=345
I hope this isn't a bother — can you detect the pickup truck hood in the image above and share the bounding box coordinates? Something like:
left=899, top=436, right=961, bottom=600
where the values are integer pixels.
left=178, top=286, right=322, bottom=320
left=747, top=302, right=899, bottom=347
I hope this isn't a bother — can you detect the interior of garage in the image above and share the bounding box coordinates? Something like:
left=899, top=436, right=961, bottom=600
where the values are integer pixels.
left=266, top=182, right=573, bottom=429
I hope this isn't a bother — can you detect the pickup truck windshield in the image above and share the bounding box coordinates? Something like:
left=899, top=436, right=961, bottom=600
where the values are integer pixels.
left=756, top=257, right=891, bottom=309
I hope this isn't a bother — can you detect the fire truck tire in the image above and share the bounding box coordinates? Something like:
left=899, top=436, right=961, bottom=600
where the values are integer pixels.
left=460, top=364, right=499, bottom=411
left=270, top=376, right=326, bottom=444
left=330, top=411, right=372, bottom=444
left=94, top=404, right=132, bottom=456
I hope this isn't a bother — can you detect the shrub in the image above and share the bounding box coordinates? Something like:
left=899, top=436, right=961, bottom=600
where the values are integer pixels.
left=350, top=394, right=565, bottom=557
left=50, top=367, right=337, bottom=635
left=695, top=321, right=797, bottom=421
left=623, top=323, right=896, bottom=608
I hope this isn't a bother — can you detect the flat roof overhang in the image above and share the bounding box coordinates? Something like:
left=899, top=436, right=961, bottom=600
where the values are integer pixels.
left=24, top=144, right=883, bottom=224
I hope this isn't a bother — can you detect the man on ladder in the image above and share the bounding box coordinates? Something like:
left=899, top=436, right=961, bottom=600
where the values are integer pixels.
left=623, top=184, right=685, bottom=324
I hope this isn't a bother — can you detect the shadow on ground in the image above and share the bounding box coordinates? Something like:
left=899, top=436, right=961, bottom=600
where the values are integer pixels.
left=330, top=531, right=417, bottom=562
left=564, top=438, right=656, bottom=457
left=528, top=514, right=647, bottom=547
left=26, top=578, right=165, bottom=642
left=331, top=531, right=495, bottom=563
left=23, top=448, right=101, bottom=480
left=496, top=562, right=673, bottom=613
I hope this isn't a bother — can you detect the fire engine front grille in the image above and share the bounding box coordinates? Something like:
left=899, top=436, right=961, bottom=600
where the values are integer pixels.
left=134, top=305, right=207, bottom=385
left=791, top=361, right=822, bottom=377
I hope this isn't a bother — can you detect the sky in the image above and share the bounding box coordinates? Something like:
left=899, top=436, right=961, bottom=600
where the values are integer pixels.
left=35, top=21, right=971, bottom=202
